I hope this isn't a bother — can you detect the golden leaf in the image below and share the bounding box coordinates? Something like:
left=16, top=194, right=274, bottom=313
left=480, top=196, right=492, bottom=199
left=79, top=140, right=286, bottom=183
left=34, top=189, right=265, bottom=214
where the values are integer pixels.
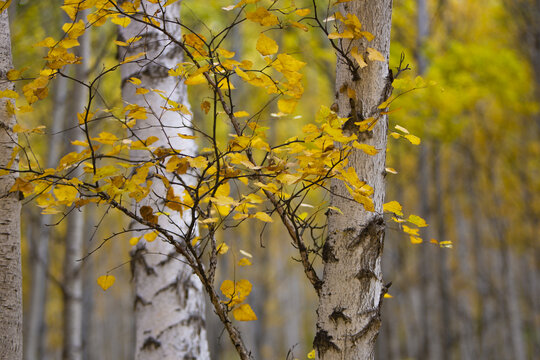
left=233, top=304, right=257, bottom=321
left=97, top=275, right=115, bottom=291
left=256, top=33, right=279, bottom=56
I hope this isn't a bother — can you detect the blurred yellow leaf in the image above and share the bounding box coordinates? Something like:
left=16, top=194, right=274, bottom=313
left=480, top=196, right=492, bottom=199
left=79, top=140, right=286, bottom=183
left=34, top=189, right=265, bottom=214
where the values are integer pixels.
left=97, top=275, right=115, bottom=291
left=408, top=214, right=427, bottom=227
left=253, top=212, right=273, bottom=222
left=238, top=258, right=252, bottom=266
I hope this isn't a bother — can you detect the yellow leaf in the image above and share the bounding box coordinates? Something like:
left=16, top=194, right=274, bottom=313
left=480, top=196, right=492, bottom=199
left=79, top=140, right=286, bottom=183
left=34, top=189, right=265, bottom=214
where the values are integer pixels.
left=128, top=77, right=142, bottom=85
left=53, top=185, right=78, bottom=205
left=385, top=167, right=398, bottom=174
left=367, top=47, right=385, bottom=62
left=184, top=73, right=207, bottom=85
left=97, top=275, right=115, bottom=291
left=238, top=258, right=252, bottom=266
left=404, top=134, right=421, bottom=145
left=121, top=52, right=145, bottom=64
left=408, top=214, right=427, bottom=227
left=217, top=48, right=235, bottom=58
left=353, top=142, right=378, bottom=155
left=246, top=7, right=279, bottom=26
left=402, top=225, right=419, bottom=236
left=295, top=8, right=311, bottom=16
left=350, top=46, right=367, bottom=68
left=384, top=293, right=393, bottom=298
left=256, top=33, right=279, bottom=56
left=410, top=236, right=423, bottom=244
left=217, top=242, right=229, bottom=255
left=253, top=212, right=273, bottom=222
left=277, top=98, right=298, bottom=114
left=328, top=29, right=354, bottom=39
left=111, top=15, right=131, bottom=27
left=233, top=304, right=257, bottom=321
left=383, top=200, right=403, bottom=216
left=234, top=111, right=250, bottom=117
left=144, top=231, right=158, bottom=242
left=135, top=88, right=150, bottom=95
left=129, top=237, right=140, bottom=246
left=394, top=124, right=409, bottom=134
left=62, top=20, right=86, bottom=39
left=307, top=350, right=316, bottom=359
left=0, top=89, right=19, bottom=99
left=290, top=21, right=308, bottom=31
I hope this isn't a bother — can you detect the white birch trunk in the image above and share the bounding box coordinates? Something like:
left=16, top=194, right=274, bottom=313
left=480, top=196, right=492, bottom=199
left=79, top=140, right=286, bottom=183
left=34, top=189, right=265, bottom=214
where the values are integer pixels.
left=315, top=1, right=392, bottom=359
left=62, top=16, right=90, bottom=360
left=119, top=2, right=210, bottom=359
left=0, top=9, right=22, bottom=360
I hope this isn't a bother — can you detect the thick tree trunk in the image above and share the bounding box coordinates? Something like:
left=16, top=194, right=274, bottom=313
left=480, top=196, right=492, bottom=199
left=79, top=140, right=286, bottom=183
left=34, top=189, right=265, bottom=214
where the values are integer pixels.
left=119, top=2, right=210, bottom=359
left=62, top=23, right=90, bottom=360
left=0, top=9, right=22, bottom=360
left=315, top=1, right=392, bottom=359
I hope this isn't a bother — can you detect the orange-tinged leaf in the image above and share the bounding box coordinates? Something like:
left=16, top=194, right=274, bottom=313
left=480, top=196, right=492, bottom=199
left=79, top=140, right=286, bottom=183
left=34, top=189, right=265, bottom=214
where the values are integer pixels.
left=97, top=275, right=115, bottom=291
left=233, top=304, right=257, bottom=321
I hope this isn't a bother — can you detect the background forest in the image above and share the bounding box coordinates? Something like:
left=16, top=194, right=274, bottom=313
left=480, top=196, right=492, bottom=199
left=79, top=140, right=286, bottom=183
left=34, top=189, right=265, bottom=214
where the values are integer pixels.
left=8, top=0, right=539, bottom=359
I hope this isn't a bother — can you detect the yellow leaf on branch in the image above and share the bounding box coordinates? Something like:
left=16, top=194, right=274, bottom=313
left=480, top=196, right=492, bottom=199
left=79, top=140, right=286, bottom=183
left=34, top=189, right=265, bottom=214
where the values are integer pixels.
left=97, top=275, right=115, bottom=291
left=233, top=304, right=257, bottom=321
left=256, top=33, right=278, bottom=56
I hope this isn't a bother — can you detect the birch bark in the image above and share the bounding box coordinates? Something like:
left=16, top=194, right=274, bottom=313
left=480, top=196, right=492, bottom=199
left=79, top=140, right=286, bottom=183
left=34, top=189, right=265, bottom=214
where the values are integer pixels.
left=315, top=1, right=392, bottom=359
left=118, top=2, right=210, bottom=359
left=0, top=8, right=22, bottom=360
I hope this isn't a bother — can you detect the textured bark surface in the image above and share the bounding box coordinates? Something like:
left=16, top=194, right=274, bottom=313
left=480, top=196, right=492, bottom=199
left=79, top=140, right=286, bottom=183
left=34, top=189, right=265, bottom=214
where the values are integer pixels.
left=315, top=1, right=392, bottom=359
left=119, top=2, right=210, bottom=359
left=0, top=9, right=22, bottom=360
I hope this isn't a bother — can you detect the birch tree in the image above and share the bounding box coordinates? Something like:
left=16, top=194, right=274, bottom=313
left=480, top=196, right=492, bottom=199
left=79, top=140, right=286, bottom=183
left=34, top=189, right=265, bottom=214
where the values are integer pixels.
left=118, top=2, right=210, bottom=358
left=315, top=1, right=393, bottom=358
left=0, top=6, right=22, bottom=360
